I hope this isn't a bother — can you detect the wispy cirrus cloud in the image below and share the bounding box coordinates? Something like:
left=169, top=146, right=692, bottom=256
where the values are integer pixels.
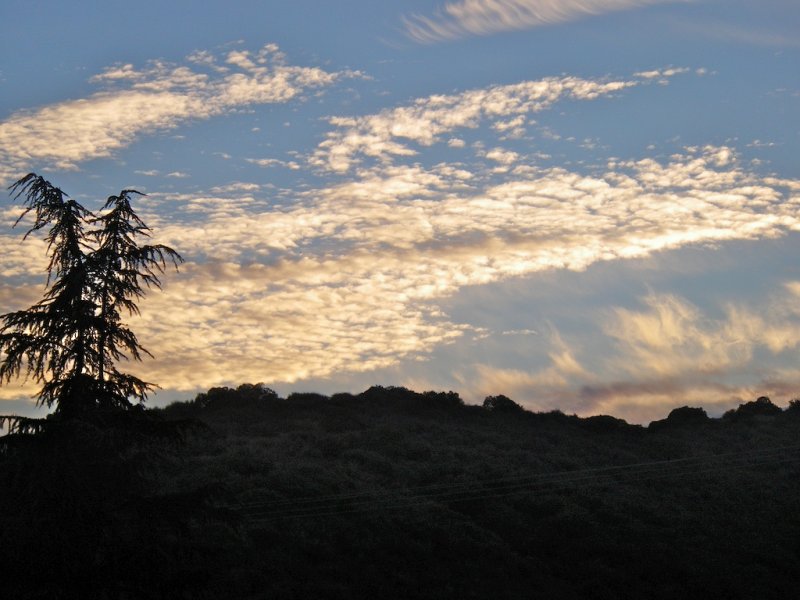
left=457, top=283, right=800, bottom=423
left=0, top=44, right=355, bottom=184
left=403, top=0, right=683, bottom=43
left=677, top=19, right=800, bottom=48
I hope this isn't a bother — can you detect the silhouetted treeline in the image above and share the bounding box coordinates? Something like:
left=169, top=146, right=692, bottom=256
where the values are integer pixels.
left=2, top=385, right=799, bottom=599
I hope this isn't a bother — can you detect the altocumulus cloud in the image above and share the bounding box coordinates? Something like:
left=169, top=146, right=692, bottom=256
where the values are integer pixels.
left=311, top=73, right=640, bottom=172
left=0, top=44, right=356, bottom=184
left=403, top=0, right=683, bottom=43
left=43, top=142, right=795, bottom=401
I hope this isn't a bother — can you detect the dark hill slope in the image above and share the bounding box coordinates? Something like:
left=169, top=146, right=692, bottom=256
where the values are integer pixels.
left=2, top=386, right=800, bottom=599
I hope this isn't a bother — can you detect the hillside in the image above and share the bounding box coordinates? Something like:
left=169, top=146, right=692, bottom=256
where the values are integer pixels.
left=2, top=385, right=800, bottom=599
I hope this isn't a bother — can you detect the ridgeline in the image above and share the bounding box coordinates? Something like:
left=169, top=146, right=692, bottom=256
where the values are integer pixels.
left=2, top=385, right=799, bottom=599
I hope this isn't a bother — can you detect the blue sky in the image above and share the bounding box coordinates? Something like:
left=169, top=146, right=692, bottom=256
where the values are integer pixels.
left=1, top=0, right=799, bottom=422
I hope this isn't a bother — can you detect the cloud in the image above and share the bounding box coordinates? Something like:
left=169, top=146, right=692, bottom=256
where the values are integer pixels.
left=2, top=65, right=798, bottom=416
left=587, top=286, right=800, bottom=417
left=0, top=236, right=48, bottom=280
left=0, top=44, right=354, bottom=184
left=633, top=67, right=691, bottom=85
left=605, top=288, right=800, bottom=377
left=209, top=182, right=262, bottom=193
left=450, top=328, right=597, bottom=411
left=403, top=0, right=682, bottom=43
left=634, top=67, right=690, bottom=79
left=67, top=143, right=796, bottom=398
left=120, top=260, right=468, bottom=392
left=312, top=74, right=639, bottom=172
left=3, top=143, right=799, bottom=406
left=485, top=147, right=520, bottom=165
left=678, top=20, right=800, bottom=48
left=604, top=294, right=752, bottom=378
left=246, top=157, right=301, bottom=170
left=454, top=283, right=800, bottom=423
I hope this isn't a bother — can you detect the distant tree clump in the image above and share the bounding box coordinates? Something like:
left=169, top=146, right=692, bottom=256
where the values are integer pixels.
left=194, top=383, right=279, bottom=411
left=649, top=406, right=710, bottom=431
left=723, top=396, right=783, bottom=421
left=0, top=173, right=182, bottom=417
left=666, top=406, right=709, bottom=422
left=483, top=394, right=524, bottom=413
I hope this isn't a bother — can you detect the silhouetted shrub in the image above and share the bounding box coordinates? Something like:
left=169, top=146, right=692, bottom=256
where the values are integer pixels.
left=580, top=414, right=633, bottom=433
left=483, top=395, right=524, bottom=413
left=330, top=392, right=357, bottom=403
left=723, top=396, right=782, bottom=421
left=649, top=406, right=709, bottom=431
left=359, top=385, right=405, bottom=406
left=670, top=406, right=708, bottom=422
left=421, top=390, right=464, bottom=410
left=525, top=408, right=577, bottom=427
left=357, top=386, right=462, bottom=413
left=287, top=392, right=330, bottom=404
left=195, top=383, right=278, bottom=411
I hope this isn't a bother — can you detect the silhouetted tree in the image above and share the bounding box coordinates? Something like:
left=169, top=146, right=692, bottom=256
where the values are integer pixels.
left=723, top=396, right=782, bottom=421
left=649, top=406, right=710, bottom=431
left=483, top=394, right=523, bottom=413
left=88, top=189, right=182, bottom=409
left=0, top=174, right=181, bottom=416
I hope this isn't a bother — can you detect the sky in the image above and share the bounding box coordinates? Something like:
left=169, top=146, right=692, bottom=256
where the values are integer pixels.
left=1, top=0, right=799, bottom=423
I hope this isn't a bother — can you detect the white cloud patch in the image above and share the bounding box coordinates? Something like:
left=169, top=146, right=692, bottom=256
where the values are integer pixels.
left=634, top=67, right=690, bottom=79
left=246, top=157, right=302, bottom=170
left=634, top=67, right=691, bottom=85
left=0, top=44, right=354, bottom=184
left=403, top=0, right=682, bottom=43
left=312, top=74, right=639, bottom=172
left=209, top=182, right=262, bottom=194
left=485, top=147, right=520, bottom=166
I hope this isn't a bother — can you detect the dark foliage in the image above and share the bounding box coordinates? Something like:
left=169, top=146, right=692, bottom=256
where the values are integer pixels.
left=482, top=394, right=524, bottom=413
left=193, top=383, right=280, bottom=411
left=723, top=396, right=784, bottom=421
left=649, top=406, right=710, bottom=431
left=578, top=413, right=639, bottom=433
left=3, top=386, right=799, bottom=599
